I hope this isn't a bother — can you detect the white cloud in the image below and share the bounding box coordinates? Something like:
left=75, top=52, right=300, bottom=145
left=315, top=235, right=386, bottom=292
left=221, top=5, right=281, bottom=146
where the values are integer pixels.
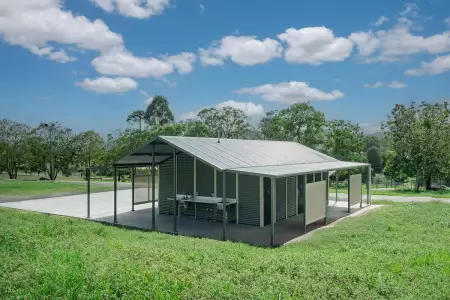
left=179, top=110, right=199, bottom=121
left=374, top=16, right=389, bottom=26
left=350, top=5, right=450, bottom=63
left=0, top=0, right=124, bottom=63
left=200, top=4, right=205, bottom=14
left=179, top=101, right=265, bottom=121
left=162, top=52, right=196, bottom=74
left=364, top=81, right=384, bottom=88
left=216, top=101, right=265, bottom=117
left=234, top=81, right=344, bottom=104
left=92, top=50, right=196, bottom=78
left=359, top=123, right=381, bottom=134
left=76, top=77, right=138, bottom=93
left=405, top=54, right=450, bottom=76
left=92, top=50, right=173, bottom=77
left=388, top=81, right=407, bottom=88
left=140, top=90, right=149, bottom=97
left=445, top=17, right=450, bottom=26
left=90, top=0, right=170, bottom=19
left=145, top=96, right=154, bottom=105
left=364, top=81, right=407, bottom=88
left=277, top=27, right=353, bottom=65
left=199, top=35, right=283, bottom=66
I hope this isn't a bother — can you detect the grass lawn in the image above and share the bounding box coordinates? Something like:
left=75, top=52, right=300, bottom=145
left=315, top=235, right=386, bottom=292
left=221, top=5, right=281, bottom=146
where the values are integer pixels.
left=1, top=203, right=449, bottom=299
left=0, top=180, right=111, bottom=197
left=335, top=187, right=450, bottom=198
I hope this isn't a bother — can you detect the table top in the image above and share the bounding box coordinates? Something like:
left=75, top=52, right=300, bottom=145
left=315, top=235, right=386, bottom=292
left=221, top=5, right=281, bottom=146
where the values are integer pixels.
left=167, top=194, right=237, bottom=205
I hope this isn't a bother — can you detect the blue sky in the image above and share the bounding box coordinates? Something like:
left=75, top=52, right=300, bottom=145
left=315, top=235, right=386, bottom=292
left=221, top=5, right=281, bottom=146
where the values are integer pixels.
left=1, top=0, right=450, bottom=135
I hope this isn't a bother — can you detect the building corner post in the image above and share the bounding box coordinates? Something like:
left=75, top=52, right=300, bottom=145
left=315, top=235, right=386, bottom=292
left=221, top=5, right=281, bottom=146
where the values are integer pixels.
left=173, top=148, right=178, bottom=233
left=113, top=166, right=117, bottom=223
left=87, top=168, right=91, bottom=219
left=367, top=166, right=371, bottom=205
left=152, top=143, right=156, bottom=230
left=222, top=170, right=227, bottom=241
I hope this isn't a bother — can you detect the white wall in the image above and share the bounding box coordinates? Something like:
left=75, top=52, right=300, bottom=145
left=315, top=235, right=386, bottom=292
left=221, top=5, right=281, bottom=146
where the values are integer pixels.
left=349, top=174, right=362, bottom=206
left=305, top=181, right=326, bottom=225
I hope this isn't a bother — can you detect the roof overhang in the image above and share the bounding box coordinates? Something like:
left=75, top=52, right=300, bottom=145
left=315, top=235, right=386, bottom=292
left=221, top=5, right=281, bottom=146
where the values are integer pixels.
left=228, top=161, right=370, bottom=178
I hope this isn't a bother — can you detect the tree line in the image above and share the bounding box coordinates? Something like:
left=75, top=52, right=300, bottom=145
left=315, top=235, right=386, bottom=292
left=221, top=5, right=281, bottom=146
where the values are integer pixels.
left=2, top=95, right=449, bottom=190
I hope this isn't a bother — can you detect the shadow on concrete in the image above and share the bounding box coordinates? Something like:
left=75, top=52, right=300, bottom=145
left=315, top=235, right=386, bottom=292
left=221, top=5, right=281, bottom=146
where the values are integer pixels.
left=95, top=204, right=368, bottom=247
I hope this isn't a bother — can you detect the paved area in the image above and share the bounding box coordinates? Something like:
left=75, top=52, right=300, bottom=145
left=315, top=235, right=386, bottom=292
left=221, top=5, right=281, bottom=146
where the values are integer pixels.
left=0, top=188, right=158, bottom=219
left=0, top=191, right=379, bottom=246
left=96, top=201, right=373, bottom=246
left=329, top=193, right=450, bottom=203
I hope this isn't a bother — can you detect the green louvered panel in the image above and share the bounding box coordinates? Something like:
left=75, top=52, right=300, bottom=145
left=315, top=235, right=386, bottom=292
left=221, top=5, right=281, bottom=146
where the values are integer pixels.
left=216, top=171, right=236, bottom=198
left=238, top=174, right=260, bottom=226
left=276, top=178, right=286, bottom=221
left=287, top=176, right=296, bottom=217
left=177, top=153, right=194, bottom=195
left=196, top=160, right=214, bottom=197
left=158, top=157, right=174, bottom=215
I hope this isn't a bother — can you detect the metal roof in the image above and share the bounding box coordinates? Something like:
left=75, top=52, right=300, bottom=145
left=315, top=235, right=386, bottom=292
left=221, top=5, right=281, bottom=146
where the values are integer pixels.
left=113, top=136, right=369, bottom=176
left=229, top=161, right=369, bottom=178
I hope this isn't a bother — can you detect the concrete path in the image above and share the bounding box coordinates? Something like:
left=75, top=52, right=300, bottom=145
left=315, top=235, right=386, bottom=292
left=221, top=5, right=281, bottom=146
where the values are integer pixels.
left=0, top=188, right=158, bottom=219
left=329, top=193, right=450, bottom=203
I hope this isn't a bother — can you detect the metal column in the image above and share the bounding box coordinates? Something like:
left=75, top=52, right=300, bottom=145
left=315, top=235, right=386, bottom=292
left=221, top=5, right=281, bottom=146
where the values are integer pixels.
left=367, top=166, right=371, bottom=205
left=324, top=171, right=329, bottom=224
left=113, top=166, right=117, bottom=223
left=302, top=175, right=307, bottom=234
left=347, top=170, right=351, bottom=213
left=222, top=170, right=227, bottom=241
left=87, top=168, right=91, bottom=218
left=270, top=177, right=276, bottom=247
left=173, top=148, right=177, bottom=233
left=131, top=168, right=135, bottom=212
left=152, top=144, right=156, bottom=230
left=335, top=170, right=339, bottom=203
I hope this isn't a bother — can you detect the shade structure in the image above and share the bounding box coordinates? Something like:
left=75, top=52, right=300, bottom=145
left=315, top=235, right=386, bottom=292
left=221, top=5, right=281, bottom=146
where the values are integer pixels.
left=112, top=136, right=369, bottom=175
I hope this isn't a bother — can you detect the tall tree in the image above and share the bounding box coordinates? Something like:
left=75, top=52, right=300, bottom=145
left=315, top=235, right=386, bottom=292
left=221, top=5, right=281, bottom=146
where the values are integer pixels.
left=363, top=135, right=380, bottom=151
left=259, top=103, right=326, bottom=149
left=0, top=119, right=31, bottom=179
left=197, top=106, right=251, bottom=138
left=33, top=122, right=77, bottom=180
left=126, top=110, right=145, bottom=130
left=367, top=146, right=383, bottom=173
left=144, top=95, right=174, bottom=126
left=383, top=101, right=450, bottom=190
left=73, top=130, right=105, bottom=169
left=324, top=120, right=364, bottom=161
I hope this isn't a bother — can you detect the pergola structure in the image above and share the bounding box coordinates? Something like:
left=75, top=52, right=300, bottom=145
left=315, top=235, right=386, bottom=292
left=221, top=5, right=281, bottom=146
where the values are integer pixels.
left=91, top=136, right=371, bottom=246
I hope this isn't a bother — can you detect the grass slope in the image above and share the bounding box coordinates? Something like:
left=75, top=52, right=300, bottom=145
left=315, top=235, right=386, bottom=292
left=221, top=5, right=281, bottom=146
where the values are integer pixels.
left=336, top=187, right=450, bottom=198
left=0, top=180, right=110, bottom=197
left=1, top=203, right=449, bottom=299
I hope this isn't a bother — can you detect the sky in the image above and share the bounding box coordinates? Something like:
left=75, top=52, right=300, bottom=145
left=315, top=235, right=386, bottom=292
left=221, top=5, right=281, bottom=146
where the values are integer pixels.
left=1, top=0, right=450, bottom=136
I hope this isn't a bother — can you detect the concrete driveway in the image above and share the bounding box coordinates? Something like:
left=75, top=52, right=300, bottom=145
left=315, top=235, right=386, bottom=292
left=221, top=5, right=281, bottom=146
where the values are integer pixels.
left=0, top=188, right=158, bottom=219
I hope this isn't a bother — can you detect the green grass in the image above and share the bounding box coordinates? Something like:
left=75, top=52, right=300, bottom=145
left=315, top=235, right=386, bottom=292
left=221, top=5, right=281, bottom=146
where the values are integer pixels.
left=1, top=203, right=449, bottom=299
left=0, top=173, right=84, bottom=181
left=0, top=180, right=111, bottom=197
left=335, top=187, right=450, bottom=198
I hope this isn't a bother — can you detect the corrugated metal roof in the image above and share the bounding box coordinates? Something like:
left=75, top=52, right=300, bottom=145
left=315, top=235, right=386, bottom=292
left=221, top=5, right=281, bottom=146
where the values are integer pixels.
left=229, top=161, right=369, bottom=178
left=159, top=136, right=338, bottom=170
left=113, top=136, right=369, bottom=176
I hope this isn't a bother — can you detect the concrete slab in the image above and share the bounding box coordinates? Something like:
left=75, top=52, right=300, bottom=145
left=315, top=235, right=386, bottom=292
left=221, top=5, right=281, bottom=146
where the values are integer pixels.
left=0, top=188, right=158, bottom=219
left=0, top=192, right=376, bottom=246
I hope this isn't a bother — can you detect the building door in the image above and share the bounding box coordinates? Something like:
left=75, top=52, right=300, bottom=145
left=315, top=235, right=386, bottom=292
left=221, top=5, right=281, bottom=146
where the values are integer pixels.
left=264, top=177, right=271, bottom=225
left=298, top=175, right=305, bottom=214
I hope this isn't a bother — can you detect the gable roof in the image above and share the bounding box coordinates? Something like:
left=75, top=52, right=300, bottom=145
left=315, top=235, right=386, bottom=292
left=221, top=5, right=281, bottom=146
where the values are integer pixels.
left=114, top=136, right=369, bottom=177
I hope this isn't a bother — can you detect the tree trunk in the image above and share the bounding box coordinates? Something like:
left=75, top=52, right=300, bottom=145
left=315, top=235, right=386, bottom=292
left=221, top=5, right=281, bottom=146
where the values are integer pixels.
left=425, top=176, right=432, bottom=190
left=415, top=173, right=420, bottom=191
